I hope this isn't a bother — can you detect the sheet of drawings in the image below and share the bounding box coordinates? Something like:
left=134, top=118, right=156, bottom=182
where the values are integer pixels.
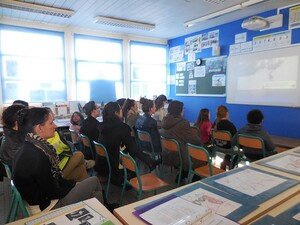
left=26, top=203, right=108, bottom=225
left=180, top=188, right=242, bottom=216
left=215, top=169, right=286, bottom=197
left=265, top=154, right=300, bottom=174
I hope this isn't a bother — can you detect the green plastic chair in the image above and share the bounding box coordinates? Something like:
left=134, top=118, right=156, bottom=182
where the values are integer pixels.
left=160, top=136, right=183, bottom=187
left=2, top=162, right=29, bottom=223
left=187, top=143, right=224, bottom=183
left=80, top=134, right=95, bottom=160
left=212, top=130, right=237, bottom=169
left=93, top=141, right=111, bottom=200
left=136, top=129, right=161, bottom=161
left=119, top=151, right=169, bottom=205
left=237, top=134, right=266, bottom=163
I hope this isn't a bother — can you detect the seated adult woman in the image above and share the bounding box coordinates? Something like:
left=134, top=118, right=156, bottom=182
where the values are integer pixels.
left=12, top=107, right=104, bottom=215
left=135, top=97, right=162, bottom=153
left=123, top=98, right=140, bottom=128
left=0, top=104, right=25, bottom=170
left=153, top=94, right=167, bottom=121
left=97, top=102, right=159, bottom=186
left=47, top=131, right=89, bottom=182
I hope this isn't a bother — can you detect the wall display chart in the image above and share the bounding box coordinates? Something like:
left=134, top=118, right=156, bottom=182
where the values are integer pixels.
left=175, top=56, right=227, bottom=96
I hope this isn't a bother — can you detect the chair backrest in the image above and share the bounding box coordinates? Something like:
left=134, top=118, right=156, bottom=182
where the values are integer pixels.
left=120, top=151, right=137, bottom=173
left=213, top=130, right=232, bottom=142
left=190, top=126, right=200, bottom=136
left=136, top=130, right=155, bottom=154
left=237, top=134, right=266, bottom=157
left=69, top=128, right=79, bottom=143
left=187, top=143, right=210, bottom=163
left=80, top=134, right=92, bottom=148
left=2, top=161, right=12, bottom=180
left=94, top=141, right=108, bottom=158
left=160, top=136, right=180, bottom=154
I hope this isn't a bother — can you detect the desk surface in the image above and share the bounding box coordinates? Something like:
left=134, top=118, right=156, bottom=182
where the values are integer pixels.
left=114, top=148, right=300, bottom=225
left=8, top=198, right=122, bottom=225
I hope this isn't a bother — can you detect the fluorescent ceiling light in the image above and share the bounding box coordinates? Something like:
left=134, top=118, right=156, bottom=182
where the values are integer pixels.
left=94, top=16, right=155, bottom=31
left=184, top=0, right=265, bottom=27
left=0, top=0, right=74, bottom=18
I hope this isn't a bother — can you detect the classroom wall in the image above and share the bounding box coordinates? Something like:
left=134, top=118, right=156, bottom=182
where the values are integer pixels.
left=168, top=4, right=300, bottom=139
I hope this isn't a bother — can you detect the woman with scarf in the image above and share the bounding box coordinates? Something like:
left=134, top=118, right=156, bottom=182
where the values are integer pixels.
left=12, top=107, right=105, bottom=215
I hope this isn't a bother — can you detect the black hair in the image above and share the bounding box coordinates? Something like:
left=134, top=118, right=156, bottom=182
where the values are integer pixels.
left=168, top=100, right=183, bottom=117
left=122, top=98, right=135, bottom=119
left=194, top=108, right=210, bottom=126
left=102, top=101, right=121, bottom=122
left=83, top=101, right=97, bottom=116
left=139, top=97, right=154, bottom=113
left=17, top=107, right=51, bottom=137
left=247, top=109, right=264, bottom=124
left=155, top=94, right=167, bottom=110
left=116, top=98, right=126, bottom=107
left=70, top=111, right=84, bottom=125
left=2, top=104, right=25, bottom=128
left=13, top=100, right=29, bottom=108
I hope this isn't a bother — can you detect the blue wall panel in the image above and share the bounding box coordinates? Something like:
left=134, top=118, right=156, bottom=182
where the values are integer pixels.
left=168, top=5, right=300, bottom=138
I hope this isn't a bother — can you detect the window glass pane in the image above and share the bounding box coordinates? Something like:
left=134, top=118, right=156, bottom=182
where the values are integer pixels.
left=131, top=64, right=166, bottom=81
left=131, top=82, right=166, bottom=100
left=77, top=62, right=121, bottom=80
left=75, top=38, right=122, bottom=62
left=0, top=25, right=66, bottom=103
left=1, top=30, right=63, bottom=58
left=74, top=34, right=123, bottom=103
left=130, top=42, right=167, bottom=99
left=131, top=45, right=166, bottom=64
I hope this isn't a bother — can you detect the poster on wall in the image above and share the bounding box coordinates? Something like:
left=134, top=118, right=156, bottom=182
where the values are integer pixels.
left=175, top=56, right=227, bottom=96
left=169, top=45, right=184, bottom=63
left=289, top=5, right=300, bottom=29
left=184, top=35, right=201, bottom=55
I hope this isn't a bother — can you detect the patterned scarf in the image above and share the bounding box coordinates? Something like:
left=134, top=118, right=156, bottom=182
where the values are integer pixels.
left=25, top=133, right=62, bottom=180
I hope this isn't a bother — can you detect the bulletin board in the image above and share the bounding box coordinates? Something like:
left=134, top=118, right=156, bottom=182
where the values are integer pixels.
left=175, top=56, right=227, bottom=96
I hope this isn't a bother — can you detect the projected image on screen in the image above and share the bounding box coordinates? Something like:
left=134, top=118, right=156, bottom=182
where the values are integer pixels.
left=227, top=45, right=300, bottom=107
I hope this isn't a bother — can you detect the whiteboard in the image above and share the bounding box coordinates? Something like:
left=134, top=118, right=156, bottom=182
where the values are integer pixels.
left=226, top=45, right=300, bottom=107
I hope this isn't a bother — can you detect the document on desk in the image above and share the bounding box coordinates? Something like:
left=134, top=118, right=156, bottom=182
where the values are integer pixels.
left=136, top=196, right=239, bottom=225
left=25, top=202, right=114, bottom=225
left=256, top=154, right=300, bottom=176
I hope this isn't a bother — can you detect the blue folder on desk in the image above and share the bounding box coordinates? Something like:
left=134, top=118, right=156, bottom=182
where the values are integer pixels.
left=202, top=166, right=299, bottom=205
left=134, top=182, right=257, bottom=222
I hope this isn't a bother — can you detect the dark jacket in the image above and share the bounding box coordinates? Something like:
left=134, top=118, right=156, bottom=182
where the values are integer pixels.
left=0, top=127, right=24, bottom=169
left=98, top=119, right=151, bottom=184
left=12, top=141, right=75, bottom=211
left=232, top=123, right=276, bottom=160
left=80, top=116, right=100, bottom=159
left=160, top=114, right=202, bottom=171
left=135, top=114, right=162, bottom=153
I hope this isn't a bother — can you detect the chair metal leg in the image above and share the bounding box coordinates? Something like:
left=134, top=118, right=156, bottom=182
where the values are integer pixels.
left=6, top=191, right=16, bottom=223
left=119, top=180, right=126, bottom=206
left=106, top=174, right=111, bottom=200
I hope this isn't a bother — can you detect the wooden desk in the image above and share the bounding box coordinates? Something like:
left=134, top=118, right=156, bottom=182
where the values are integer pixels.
left=114, top=148, right=300, bottom=225
left=249, top=193, right=300, bottom=224
left=271, top=135, right=300, bottom=151
left=8, top=198, right=122, bottom=225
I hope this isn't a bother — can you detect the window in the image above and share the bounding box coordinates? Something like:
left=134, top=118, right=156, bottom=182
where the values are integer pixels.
left=0, top=25, right=66, bottom=103
left=130, top=41, right=167, bottom=100
left=74, top=34, right=123, bottom=104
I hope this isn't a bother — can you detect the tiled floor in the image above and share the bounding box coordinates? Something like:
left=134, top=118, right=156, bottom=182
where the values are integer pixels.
left=0, top=153, right=237, bottom=225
